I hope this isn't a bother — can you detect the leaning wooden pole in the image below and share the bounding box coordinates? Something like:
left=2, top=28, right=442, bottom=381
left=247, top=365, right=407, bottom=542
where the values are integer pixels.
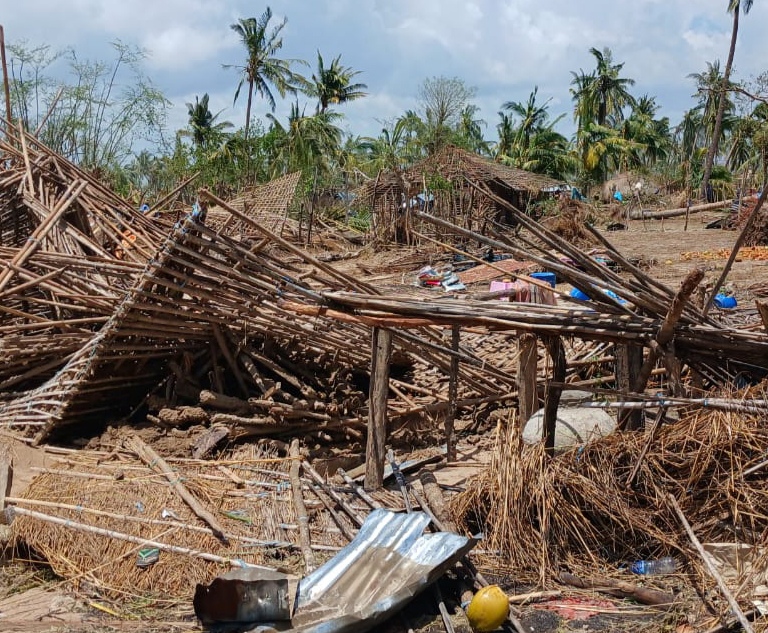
left=620, top=268, right=704, bottom=430
left=365, top=327, right=392, bottom=491
left=632, top=268, right=705, bottom=394
left=703, top=187, right=768, bottom=316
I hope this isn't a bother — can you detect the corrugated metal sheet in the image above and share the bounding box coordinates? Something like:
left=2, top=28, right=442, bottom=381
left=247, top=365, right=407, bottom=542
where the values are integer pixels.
left=289, top=508, right=475, bottom=633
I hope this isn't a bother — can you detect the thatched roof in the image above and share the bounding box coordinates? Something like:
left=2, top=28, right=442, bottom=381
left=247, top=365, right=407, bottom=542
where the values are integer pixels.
left=406, top=145, right=561, bottom=193
left=357, top=145, right=561, bottom=203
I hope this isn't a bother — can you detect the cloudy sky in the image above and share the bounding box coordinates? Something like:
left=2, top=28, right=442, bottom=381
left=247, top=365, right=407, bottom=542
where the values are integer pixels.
left=3, top=0, right=767, bottom=147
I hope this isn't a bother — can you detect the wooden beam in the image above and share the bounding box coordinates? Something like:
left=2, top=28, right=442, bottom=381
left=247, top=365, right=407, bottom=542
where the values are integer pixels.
left=365, top=327, right=392, bottom=491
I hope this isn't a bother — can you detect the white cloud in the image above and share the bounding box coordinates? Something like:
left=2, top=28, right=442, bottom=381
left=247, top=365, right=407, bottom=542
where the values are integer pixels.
left=141, top=24, right=235, bottom=71
left=2, top=0, right=768, bottom=148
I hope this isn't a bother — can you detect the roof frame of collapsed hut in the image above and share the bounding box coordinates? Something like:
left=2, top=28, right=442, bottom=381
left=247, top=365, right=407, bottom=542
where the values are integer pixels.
left=3, top=121, right=768, bottom=632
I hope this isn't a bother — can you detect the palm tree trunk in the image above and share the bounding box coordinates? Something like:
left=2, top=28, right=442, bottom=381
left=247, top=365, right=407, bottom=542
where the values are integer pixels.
left=702, top=6, right=739, bottom=198
left=244, top=78, right=254, bottom=141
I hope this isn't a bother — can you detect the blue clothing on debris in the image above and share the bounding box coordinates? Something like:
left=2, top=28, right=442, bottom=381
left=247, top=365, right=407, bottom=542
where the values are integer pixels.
left=613, top=191, right=623, bottom=202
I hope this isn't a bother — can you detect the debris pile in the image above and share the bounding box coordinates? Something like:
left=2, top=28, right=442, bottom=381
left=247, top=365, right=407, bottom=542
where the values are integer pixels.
left=453, top=392, right=768, bottom=572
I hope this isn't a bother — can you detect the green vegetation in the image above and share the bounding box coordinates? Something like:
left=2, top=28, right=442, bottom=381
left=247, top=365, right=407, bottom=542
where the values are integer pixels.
left=4, top=4, right=767, bottom=209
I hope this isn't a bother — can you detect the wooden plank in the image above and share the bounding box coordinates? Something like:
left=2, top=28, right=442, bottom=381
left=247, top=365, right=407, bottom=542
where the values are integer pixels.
left=289, top=439, right=315, bottom=574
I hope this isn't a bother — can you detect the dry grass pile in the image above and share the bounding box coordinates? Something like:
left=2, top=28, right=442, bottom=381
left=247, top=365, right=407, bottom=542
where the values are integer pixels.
left=11, top=442, right=347, bottom=601
left=741, top=203, right=768, bottom=247
left=542, top=199, right=599, bottom=247
left=452, top=384, right=768, bottom=591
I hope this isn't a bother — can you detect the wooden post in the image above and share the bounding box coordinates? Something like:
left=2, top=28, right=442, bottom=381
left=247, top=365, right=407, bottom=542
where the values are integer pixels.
left=620, top=268, right=704, bottom=430
left=543, top=337, right=566, bottom=455
left=446, top=324, right=460, bottom=461
left=0, top=456, right=12, bottom=525
left=615, top=344, right=643, bottom=430
left=517, top=333, right=538, bottom=424
left=365, top=327, right=392, bottom=491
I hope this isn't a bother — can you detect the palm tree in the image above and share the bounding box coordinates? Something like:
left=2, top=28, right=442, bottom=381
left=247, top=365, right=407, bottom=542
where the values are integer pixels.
left=571, top=48, right=636, bottom=129
left=455, top=104, right=489, bottom=154
left=701, top=0, right=754, bottom=197
left=183, top=93, right=233, bottom=149
left=577, top=122, right=639, bottom=183
left=502, top=87, right=552, bottom=151
left=689, top=61, right=732, bottom=146
left=621, top=95, right=672, bottom=167
left=495, top=111, right=515, bottom=160
left=228, top=7, right=303, bottom=140
left=504, top=126, right=576, bottom=181
left=266, top=102, right=343, bottom=175
left=303, top=51, right=367, bottom=113
left=360, top=113, right=424, bottom=173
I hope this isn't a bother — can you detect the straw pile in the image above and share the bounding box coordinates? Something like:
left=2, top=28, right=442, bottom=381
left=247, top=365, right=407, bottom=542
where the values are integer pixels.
left=452, top=383, right=768, bottom=592
left=542, top=198, right=599, bottom=247
left=11, top=441, right=349, bottom=599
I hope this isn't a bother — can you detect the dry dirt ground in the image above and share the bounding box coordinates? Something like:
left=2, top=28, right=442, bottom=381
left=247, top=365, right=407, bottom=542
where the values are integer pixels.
left=599, top=212, right=767, bottom=300
left=0, top=210, right=763, bottom=633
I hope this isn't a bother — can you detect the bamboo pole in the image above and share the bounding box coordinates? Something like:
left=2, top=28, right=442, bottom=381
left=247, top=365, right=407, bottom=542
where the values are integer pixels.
left=6, top=496, right=301, bottom=549
left=704, top=186, right=768, bottom=316
left=0, top=179, right=88, bottom=293
left=199, top=188, right=377, bottom=294
left=9, top=506, right=274, bottom=570
left=125, top=435, right=228, bottom=544
left=302, top=460, right=365, bottom=527
left=337, top=468, right=382, bottom=509
left=668, top=495, right=754, bottom=633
